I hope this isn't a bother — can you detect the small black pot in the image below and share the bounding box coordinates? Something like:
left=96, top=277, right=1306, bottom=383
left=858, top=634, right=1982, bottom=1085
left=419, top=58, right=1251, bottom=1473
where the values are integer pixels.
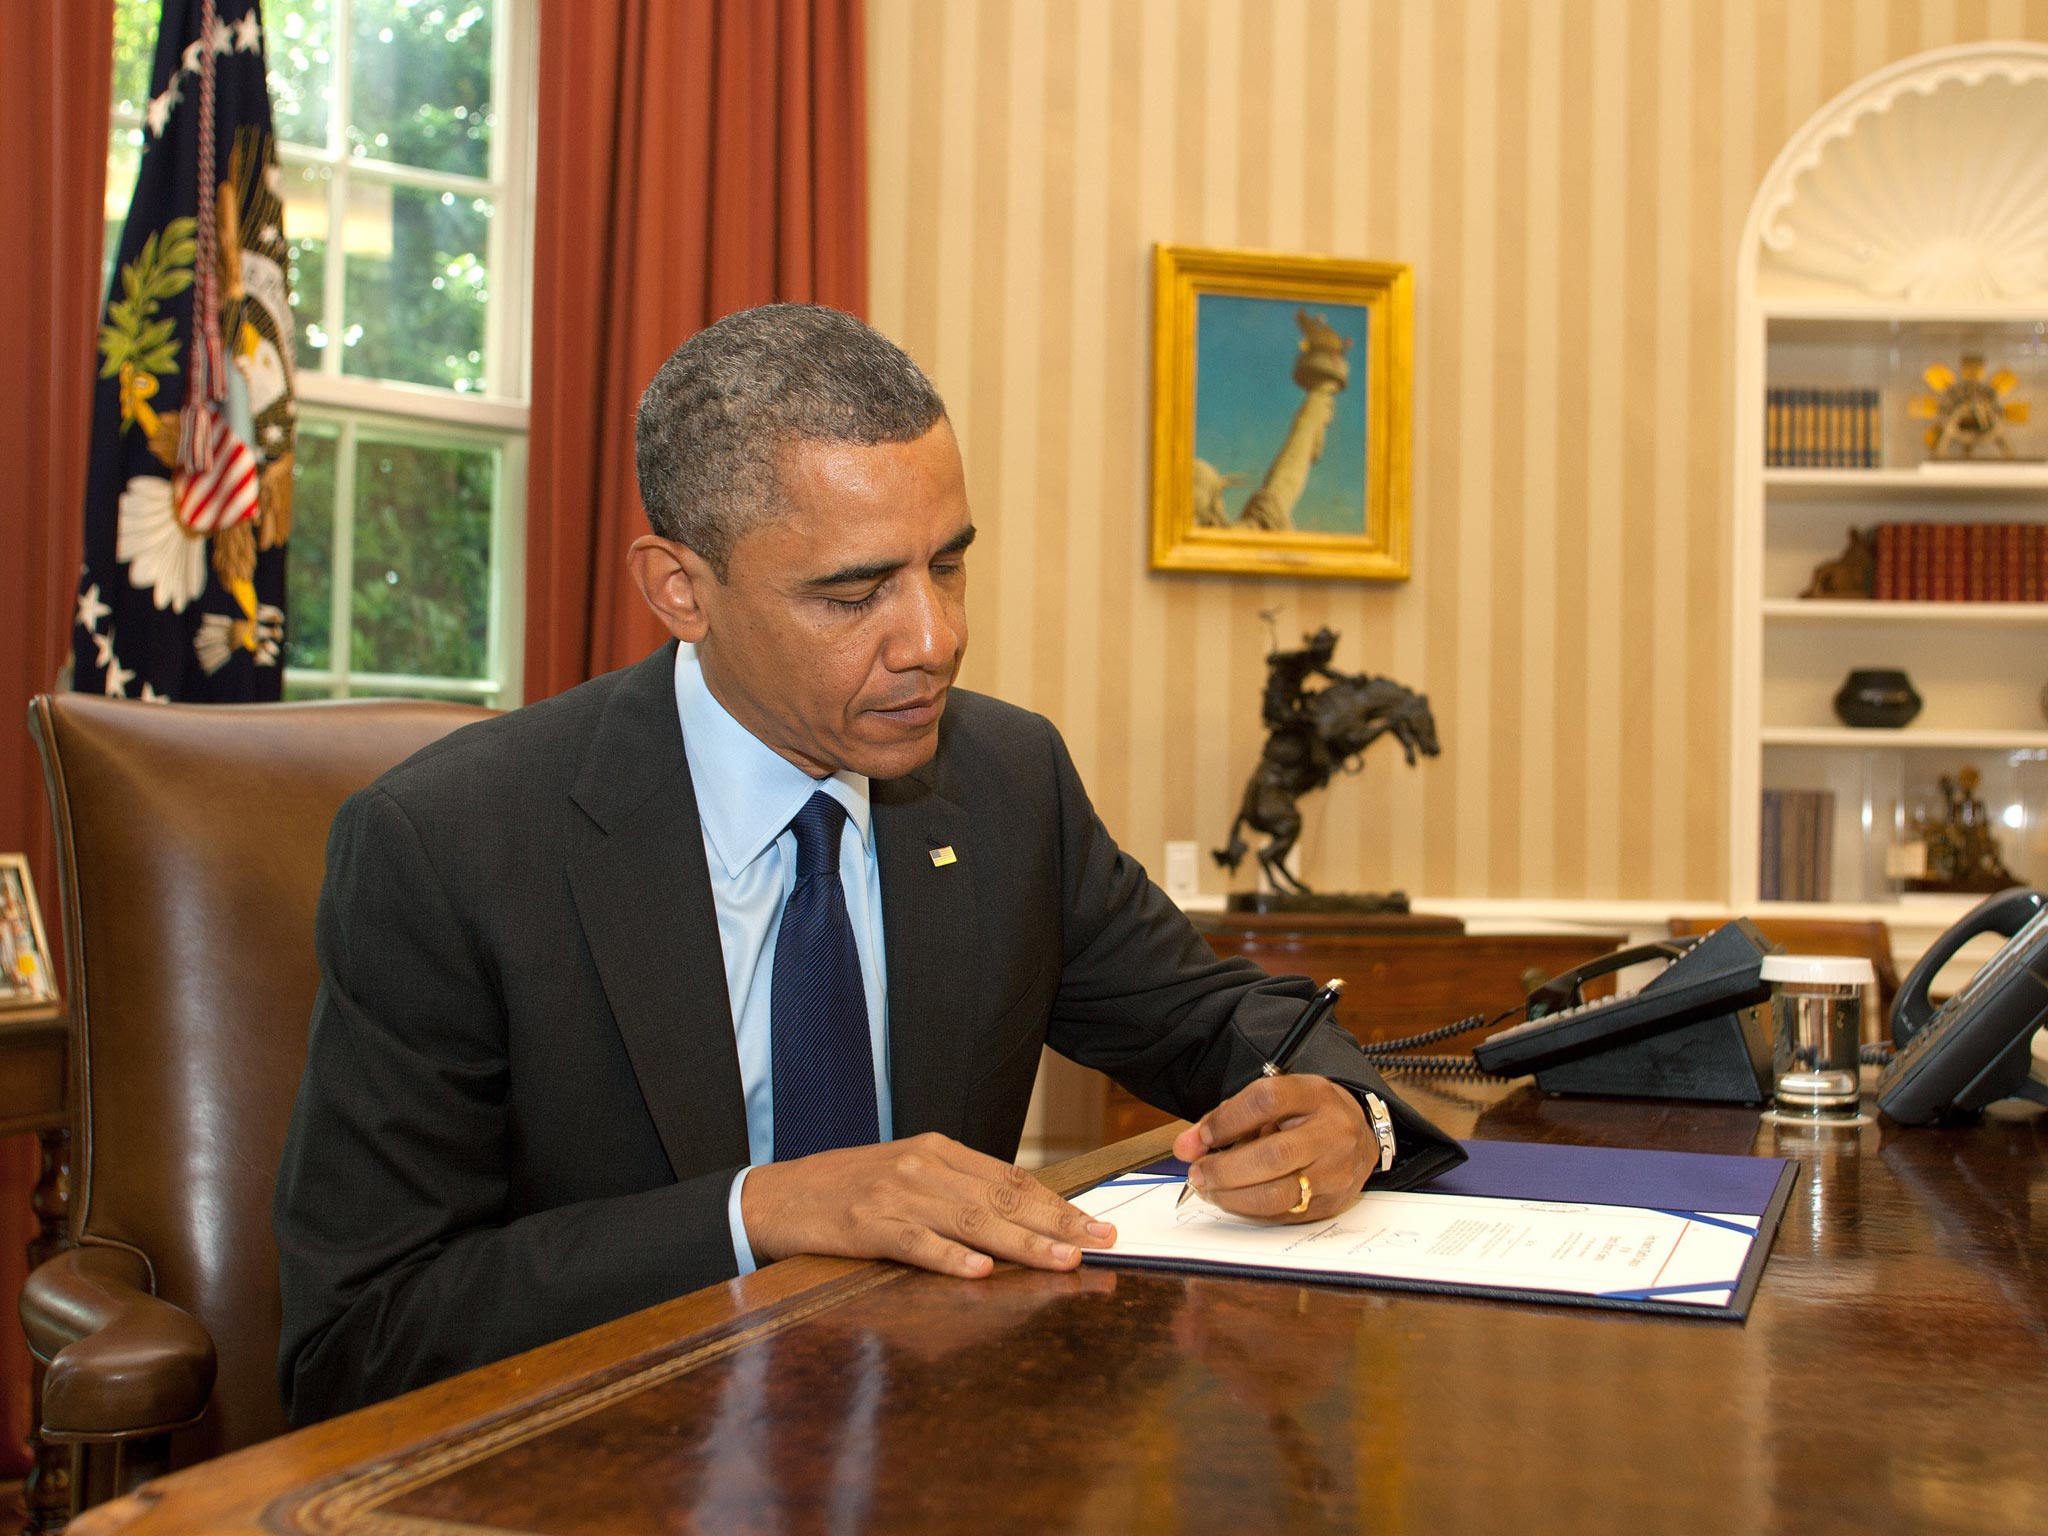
left=1833, top=669, right=1922, bottom=729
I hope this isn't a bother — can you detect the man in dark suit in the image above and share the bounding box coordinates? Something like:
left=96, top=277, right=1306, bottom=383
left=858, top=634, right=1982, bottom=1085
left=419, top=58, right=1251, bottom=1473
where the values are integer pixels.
left=274, top=305, right=1462, bottom=1425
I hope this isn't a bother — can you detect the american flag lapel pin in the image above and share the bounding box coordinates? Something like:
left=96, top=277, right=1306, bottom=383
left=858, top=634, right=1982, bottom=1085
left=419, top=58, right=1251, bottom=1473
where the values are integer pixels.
left=928, top=845, right=958, bottom=867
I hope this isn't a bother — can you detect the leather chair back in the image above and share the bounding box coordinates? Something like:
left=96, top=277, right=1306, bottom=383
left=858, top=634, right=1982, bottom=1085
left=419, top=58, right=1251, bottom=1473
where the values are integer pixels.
left=30, top=693, right=493, bottom=1463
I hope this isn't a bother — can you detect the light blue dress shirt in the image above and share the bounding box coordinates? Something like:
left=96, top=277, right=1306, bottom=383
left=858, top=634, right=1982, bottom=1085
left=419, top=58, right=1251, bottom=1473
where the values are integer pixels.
left=672, top=644, right=892, bottom=1276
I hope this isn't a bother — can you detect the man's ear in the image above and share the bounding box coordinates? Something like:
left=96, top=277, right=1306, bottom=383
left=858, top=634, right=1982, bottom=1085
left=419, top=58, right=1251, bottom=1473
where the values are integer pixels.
left=627, top=534, right=717, bottom=643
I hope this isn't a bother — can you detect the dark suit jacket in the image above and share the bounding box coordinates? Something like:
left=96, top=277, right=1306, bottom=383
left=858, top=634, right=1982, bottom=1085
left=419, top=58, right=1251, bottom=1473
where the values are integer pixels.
left=273, top=645, right=1463, bottom=1424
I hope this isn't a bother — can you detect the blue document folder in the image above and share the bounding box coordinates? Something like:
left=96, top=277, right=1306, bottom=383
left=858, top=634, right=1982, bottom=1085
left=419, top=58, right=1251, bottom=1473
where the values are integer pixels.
left=1078, top=1138, right=1798, bottom=1321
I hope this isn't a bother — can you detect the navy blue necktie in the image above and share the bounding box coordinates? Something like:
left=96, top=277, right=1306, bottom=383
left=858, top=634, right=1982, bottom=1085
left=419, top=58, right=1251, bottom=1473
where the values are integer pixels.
left=770, top=791, right=880, bottom=1160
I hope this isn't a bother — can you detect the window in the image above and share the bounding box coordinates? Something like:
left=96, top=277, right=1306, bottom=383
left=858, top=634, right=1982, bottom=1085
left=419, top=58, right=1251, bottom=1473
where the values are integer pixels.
left=107, top=0, right=533, bottom=706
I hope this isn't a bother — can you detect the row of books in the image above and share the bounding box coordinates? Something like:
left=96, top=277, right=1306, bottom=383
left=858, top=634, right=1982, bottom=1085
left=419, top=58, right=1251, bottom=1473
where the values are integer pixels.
left=1758, top=789, right=1835, bottom=903
left=1765, top=387, right=1881, bottom=468
left=1871, top=521, right=2047, bottom=601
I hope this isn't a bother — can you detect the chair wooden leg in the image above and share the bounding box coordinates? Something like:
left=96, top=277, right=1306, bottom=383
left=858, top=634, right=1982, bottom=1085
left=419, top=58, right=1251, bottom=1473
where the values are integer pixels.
left=21, top=1127, right=71, bottom=1535
left=111, top=1438, right=169, bottom=1502
left=19, top=1363, right=72, bottom=1535
left=75, top=1445, right=118, bottom=1518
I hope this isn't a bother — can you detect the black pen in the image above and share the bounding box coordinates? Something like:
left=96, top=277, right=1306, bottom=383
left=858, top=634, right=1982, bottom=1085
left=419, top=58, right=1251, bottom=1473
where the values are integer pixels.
left=1178, top=979, right=1345, bottom=1209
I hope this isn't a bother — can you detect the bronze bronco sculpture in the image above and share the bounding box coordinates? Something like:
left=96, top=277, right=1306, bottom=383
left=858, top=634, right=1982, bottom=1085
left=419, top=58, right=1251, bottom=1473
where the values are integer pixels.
left=1214, top=626, right=1440, bottom=896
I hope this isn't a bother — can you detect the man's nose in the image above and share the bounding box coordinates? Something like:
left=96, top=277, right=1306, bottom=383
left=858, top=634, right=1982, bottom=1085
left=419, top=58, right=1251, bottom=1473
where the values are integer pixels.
left=886, top=577, right=960, bottom=673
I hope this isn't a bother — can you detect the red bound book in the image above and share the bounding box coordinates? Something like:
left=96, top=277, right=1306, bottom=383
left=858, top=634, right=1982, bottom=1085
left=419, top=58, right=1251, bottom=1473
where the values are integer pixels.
left=1874, top=522, right=1896, bottom=600
left=2002, top=523, right=2021, bottom=602
left=2028, top=524, right=2043, bottom=602
left=1947, top=523, right=1966, bottom=602
left=1967, top=524, right=1987, bottom=602
left=2037, top=523, right=2047, bottom=604
left=1905, top=522, right=1924, bottom=600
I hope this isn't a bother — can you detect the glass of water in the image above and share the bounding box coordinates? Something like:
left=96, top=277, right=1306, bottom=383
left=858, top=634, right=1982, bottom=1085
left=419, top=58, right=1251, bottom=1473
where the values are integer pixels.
left=1762, top=955, right=1875, bottom=1116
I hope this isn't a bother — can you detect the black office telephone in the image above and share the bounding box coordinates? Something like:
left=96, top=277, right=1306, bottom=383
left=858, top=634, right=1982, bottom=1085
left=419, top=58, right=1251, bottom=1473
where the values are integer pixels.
left=1362, top=896, right=2048, bottom=1119
left=1465, top=920, right=1777, bottom=1103
left=1877, top=887, right=2048, bottom=1125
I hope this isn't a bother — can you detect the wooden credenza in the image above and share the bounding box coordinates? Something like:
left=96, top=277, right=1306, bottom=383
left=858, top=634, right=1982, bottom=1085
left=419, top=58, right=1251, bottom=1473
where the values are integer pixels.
left=1101, top=911, right=1627, bottom=1143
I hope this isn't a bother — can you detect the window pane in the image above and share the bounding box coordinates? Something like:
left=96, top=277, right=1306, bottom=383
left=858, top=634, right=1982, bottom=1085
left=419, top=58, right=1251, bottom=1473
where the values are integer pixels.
left=266, top=0, right=337, bottom=151
left=288, top=426, right=340, bottom=670
left=111, top=0, right=157, bottom=118
left=349, top=437, right=494, bottom=679
left=341, top=181, right=490, bottom=389
left=280, top=161, right=331, bottom=355
left=103, top=127, right=143, bottom=291
left=347, top=0, right=495, bottom=178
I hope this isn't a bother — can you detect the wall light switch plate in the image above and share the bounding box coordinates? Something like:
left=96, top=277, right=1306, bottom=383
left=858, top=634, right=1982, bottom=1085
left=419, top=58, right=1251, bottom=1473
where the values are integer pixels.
left=1163, top=840, right=1200, bottom=905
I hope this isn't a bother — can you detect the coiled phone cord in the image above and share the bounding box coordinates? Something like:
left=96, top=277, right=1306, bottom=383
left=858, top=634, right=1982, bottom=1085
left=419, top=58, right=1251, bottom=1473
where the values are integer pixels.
left=1356, top=1004, right=1528, bottom=1079
left=1356, top=1011, right=1901, bottom=1075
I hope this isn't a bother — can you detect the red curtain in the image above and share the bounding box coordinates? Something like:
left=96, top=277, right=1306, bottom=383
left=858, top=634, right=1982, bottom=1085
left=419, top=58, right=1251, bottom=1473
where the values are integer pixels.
left=0, top=0, right=116, bottom=1473
left=525, top=0, right=869, bottom=701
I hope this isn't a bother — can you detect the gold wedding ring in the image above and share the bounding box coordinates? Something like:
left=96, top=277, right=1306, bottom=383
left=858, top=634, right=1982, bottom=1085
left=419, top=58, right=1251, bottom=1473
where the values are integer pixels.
left=1288, top=1173, right=1313, bottom=1214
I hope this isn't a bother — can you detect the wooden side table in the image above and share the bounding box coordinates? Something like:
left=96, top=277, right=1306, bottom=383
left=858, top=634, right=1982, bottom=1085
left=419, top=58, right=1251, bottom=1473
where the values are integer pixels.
left=0, top=1002, right=71, bottom=1534
left=1100, top=913, right=1628, bottom=1143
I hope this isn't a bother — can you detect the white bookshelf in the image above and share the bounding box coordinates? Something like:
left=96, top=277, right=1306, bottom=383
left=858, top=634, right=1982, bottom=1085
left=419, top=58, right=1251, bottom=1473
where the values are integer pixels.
left=1730, top=43, right=2048, bottom=916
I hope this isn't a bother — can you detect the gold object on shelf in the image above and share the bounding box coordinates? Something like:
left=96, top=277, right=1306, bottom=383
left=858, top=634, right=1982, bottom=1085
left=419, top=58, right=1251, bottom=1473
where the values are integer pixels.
left=1907, top=354, right=2031, bottom=459
left=1906, top=765, right=2018, bottom=893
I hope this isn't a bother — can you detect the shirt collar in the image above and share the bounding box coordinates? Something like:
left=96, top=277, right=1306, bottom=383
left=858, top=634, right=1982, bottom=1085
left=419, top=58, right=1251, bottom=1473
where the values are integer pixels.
left=673, top=643, right=873, bottom=879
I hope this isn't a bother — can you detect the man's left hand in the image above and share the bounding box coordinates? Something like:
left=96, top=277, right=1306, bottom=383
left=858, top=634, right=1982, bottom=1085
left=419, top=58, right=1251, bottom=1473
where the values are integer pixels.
left=1169, top=1074, right=1374, bottom=1222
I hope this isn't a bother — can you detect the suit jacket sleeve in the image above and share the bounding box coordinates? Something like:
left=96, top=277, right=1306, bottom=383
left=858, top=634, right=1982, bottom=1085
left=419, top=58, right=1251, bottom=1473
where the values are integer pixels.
left=1032, top=718, right=1465, bottom=1189
left=273, top=785, right=743, bottom=1426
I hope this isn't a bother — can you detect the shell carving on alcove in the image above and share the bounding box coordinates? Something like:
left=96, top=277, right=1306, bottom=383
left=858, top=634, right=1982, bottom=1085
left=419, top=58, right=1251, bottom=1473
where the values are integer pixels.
left=1759, top=47, right=2048, bottom=305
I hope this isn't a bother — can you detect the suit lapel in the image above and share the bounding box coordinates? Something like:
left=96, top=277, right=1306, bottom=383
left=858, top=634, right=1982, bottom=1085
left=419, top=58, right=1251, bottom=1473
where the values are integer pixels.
left=566, top=646, right=749, bottom=1178
left=872, top=770, right=980, bottom=1140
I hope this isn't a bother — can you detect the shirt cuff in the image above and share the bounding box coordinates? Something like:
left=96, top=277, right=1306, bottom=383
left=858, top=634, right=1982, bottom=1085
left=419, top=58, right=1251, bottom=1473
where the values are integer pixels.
left=727, top=1166, right=759, bottom=1277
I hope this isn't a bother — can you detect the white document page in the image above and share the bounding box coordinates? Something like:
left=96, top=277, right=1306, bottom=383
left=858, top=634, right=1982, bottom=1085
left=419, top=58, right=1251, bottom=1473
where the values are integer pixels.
left=1074, top=1172, right=1761, bottom=1308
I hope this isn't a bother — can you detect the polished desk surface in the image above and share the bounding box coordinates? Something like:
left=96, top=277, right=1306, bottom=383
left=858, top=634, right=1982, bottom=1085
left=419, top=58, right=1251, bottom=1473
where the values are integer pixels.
left=76, top=1076, right=2048, bottom=1536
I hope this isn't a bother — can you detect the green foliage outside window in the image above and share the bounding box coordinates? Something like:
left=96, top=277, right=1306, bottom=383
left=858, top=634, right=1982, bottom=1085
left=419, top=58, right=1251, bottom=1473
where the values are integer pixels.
left=350, top=438, right=494, bottom=679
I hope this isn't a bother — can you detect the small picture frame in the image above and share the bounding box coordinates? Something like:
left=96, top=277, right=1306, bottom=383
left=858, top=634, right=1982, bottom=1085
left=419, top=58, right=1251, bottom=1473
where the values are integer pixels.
left=0, top=855, right=57, bottom=1010
left=1150, top=244, right=1413, bottom=581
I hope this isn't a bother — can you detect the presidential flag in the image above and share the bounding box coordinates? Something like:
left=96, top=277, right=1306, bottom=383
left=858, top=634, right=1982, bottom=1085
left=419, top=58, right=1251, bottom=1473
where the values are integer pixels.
left=74, top=0, right=295, bottom=702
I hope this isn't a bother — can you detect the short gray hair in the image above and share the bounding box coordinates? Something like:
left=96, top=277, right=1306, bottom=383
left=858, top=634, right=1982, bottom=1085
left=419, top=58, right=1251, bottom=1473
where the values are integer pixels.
left=634, top=304, right=947, bottom=575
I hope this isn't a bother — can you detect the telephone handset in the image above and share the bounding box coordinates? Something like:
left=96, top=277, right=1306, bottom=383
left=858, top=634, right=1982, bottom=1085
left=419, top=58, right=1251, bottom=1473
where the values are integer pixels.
left=1877, top=886, right=2048, bottom=1125
left=1523, top=940, right=1694, bottom=1021
left=1467, top=920, right=1777, bottom=1103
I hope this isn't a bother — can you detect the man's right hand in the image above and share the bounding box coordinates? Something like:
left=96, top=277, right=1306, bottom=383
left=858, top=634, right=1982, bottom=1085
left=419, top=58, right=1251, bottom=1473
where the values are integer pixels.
left=740, top=1134, right=1117, bottom=1279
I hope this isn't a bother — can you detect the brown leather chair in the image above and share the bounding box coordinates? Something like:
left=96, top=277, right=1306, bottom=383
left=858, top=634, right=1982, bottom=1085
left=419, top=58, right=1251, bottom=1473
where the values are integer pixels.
left=21, top=692, right=493, bottom=1512
left=1668, top=915, right=1902, bottom=1031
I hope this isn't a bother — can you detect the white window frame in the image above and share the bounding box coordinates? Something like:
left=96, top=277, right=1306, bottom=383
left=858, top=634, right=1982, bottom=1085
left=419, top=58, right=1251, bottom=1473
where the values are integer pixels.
left=283, top=0, right=535, bottom=707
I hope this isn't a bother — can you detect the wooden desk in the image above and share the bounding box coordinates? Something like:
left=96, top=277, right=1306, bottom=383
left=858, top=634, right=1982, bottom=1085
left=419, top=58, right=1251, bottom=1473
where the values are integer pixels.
left=69, top=1077, right=2048, bottom=1535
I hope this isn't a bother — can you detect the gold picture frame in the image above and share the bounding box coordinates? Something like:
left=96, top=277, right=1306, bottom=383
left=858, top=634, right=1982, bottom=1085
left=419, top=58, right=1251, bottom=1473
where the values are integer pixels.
left=0, top=855, right=57, bottom=1011
left=1149, top=244, right=1412, bottom=581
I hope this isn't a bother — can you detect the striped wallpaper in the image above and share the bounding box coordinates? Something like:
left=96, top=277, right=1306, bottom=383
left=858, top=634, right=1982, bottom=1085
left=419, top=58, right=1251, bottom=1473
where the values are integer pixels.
left=867, top=0, right=2048, bottom=906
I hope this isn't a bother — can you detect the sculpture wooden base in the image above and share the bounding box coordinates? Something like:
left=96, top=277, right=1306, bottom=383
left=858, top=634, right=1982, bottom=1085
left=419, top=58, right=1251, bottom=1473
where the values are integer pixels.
left=1224, top=890, right=1432, bottom=917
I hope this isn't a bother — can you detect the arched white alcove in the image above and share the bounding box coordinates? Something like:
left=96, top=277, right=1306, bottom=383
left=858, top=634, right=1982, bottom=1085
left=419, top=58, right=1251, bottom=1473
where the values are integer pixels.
left=1729, top=43, right=2048, bottom=923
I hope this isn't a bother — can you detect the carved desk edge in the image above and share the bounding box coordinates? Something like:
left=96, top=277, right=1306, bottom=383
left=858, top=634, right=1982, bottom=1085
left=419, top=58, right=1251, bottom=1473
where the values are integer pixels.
left=64, top=1125, right=1189, bottom=1536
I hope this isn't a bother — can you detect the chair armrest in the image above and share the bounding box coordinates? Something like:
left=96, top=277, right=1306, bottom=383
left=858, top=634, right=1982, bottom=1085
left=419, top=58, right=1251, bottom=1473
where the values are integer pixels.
left=20, top=1246, right=217, bottom=1440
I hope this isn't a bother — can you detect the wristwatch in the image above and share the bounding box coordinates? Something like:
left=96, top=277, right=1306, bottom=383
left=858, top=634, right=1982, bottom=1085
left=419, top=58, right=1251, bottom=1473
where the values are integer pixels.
left=1363, top=1091, right=1397, bottom=1173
